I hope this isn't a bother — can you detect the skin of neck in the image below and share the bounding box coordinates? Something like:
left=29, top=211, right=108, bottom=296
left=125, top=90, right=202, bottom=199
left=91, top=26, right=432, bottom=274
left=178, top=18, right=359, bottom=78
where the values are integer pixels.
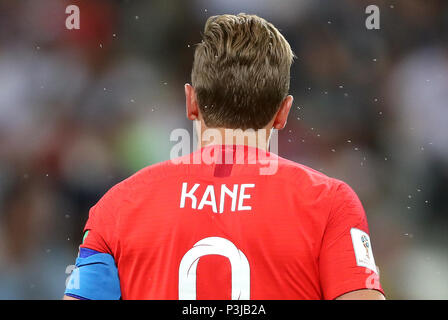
left=194, top=120, right=275, bottom=151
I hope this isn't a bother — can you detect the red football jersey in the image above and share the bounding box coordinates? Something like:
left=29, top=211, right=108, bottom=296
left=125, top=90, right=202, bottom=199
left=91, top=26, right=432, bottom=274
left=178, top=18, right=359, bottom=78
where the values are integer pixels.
left=80, top=145, right=384, bottom=299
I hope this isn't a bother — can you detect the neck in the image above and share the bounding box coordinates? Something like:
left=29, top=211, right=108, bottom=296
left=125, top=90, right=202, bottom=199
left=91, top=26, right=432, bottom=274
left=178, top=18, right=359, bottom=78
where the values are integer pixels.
left=194, top=121, right=272, bottom=151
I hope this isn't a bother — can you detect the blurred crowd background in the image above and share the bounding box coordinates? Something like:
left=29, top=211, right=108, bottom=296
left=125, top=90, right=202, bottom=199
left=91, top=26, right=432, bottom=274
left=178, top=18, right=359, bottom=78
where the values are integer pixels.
left=0, top=0, right=447, bottom=299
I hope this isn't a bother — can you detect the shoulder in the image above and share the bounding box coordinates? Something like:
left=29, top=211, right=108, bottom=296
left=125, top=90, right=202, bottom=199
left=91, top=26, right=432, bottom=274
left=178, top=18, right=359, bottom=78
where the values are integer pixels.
left=107, top=158, right=184, bottom=196
left=275, top=155, right=339, bottom=189
left=274, top=156, right=363, bottom=209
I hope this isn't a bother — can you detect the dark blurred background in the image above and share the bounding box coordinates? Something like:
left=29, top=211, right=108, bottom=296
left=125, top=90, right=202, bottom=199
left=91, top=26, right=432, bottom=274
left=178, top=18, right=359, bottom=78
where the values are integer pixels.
left=0, top=0, right=447, bottom=299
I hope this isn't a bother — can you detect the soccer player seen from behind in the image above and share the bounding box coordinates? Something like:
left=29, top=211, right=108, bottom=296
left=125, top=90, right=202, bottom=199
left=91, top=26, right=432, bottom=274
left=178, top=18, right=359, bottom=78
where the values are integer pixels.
left=64, top=13, right=385, bottom=300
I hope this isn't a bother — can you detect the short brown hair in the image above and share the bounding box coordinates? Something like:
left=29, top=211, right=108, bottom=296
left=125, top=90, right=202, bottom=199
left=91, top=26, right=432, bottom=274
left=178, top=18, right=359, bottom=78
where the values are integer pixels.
left=191, top=13, right=294, bottom=130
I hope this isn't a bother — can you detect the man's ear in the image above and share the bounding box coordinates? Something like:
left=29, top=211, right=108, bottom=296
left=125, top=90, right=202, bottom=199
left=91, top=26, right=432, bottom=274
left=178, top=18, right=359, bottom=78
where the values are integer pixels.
left=273, top=95, right=293, bottom=130
left=185, top=83, right=199, bottom=121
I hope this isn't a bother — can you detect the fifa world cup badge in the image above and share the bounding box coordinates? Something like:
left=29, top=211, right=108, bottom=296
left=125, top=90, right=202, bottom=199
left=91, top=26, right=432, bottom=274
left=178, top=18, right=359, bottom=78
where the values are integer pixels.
left=361, top=235, right=370, bottom=259
left=351, top=228, right=377, bottom=273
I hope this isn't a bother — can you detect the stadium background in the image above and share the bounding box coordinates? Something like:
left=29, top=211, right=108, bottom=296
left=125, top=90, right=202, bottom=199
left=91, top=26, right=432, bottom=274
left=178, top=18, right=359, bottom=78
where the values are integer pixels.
left=0, top=0, right=447, bottom=299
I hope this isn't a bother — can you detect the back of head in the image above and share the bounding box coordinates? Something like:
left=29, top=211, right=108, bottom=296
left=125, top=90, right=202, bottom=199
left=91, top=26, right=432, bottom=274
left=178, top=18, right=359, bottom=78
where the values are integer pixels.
left=191, top=13, right=294, bottom=130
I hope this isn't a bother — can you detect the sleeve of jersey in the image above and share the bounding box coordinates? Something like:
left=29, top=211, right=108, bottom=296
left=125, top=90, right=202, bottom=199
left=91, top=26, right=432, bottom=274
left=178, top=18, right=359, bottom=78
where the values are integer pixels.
left=65, top=183, right=128, bottom=299
left=319, top=181, right=384, bottom=300
left=80, top=183, right=126, bottom=255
